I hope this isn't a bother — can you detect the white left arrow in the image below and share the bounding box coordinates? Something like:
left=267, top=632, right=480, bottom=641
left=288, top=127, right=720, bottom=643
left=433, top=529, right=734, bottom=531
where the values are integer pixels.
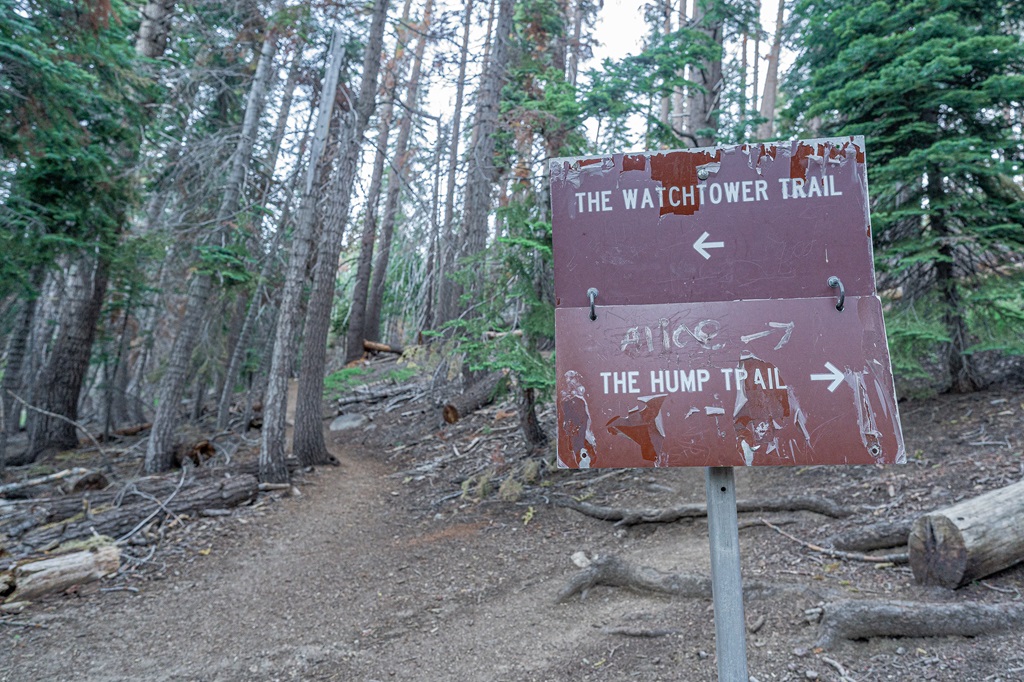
left=693, top=231, right=725, bottom=260
left=810, top=362, right=845, bottom=393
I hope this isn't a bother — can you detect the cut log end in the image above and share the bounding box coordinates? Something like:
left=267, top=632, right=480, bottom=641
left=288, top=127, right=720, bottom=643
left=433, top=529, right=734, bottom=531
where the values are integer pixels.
left=908, top=478, right=1024, bottom=589
left=909, top=514, right=968, bottom=589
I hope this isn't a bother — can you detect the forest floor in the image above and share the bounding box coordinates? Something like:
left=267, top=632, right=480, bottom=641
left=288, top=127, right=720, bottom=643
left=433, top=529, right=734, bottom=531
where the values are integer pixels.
left=2, top=356, right=1024, bottom=681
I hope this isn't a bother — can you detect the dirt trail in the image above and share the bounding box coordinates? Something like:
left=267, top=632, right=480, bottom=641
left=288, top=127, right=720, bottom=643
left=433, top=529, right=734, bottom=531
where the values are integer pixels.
left=4, top=382, right=1024, bottom=681
left=0, top=429, right=709, bottom=682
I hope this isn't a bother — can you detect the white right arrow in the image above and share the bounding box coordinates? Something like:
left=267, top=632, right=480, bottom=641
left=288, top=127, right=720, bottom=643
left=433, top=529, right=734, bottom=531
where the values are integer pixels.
left=810, top=362, right=845, bottom=393
left=693, top=231, right=725, bottom=260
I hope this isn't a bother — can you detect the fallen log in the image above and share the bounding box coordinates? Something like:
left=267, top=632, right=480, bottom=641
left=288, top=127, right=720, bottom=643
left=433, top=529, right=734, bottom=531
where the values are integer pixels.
left=0, top=468, right=90, bottom=496
left=558, top=554, right=711, bottom=602
left=817, top=599, right=1024, bottom=648
left=760, top=518, right=908, bottom=564
left=442, top=373, right=503, bottom=425
left=337, top=384, right=418, bottom=408
left=363, top=340, right=403, bottom=355
left=909, top=478, right=1024, bottom=589
left=829, top=518, right=913, bottom=552
left=2, top=461, right=299, bottom=541
left=6, top=544, right=120, bottom=602
left=18, top=474, right=258, bottom=550
left=559, top=494, right=852, bottom=526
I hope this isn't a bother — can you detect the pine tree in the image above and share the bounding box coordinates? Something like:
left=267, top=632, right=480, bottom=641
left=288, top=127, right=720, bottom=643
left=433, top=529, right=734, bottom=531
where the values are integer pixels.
left=786, top=0, right=1024, bottom=391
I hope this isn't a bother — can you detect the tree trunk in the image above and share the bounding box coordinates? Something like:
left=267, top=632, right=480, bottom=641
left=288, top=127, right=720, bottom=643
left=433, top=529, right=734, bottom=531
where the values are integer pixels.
left=436, top=0, right=514, bottom=328
left=366, top=0, right=434, bottom=343
left=658, top=0, right=672, bottom=142
left=817, top=599, right=1024, bottom=648
left=216, top=47, right=302, bottom=431
left=685, top=0, right=724, bottom=147
left=419, top=120, right=447, bottom=334
left=441, top=372, right=502, bottom=424
left=671, top=0, right=686, bottom=134
left=260, top=30, right=349, bottom=483
left=519, top=386, right=547, bottom=451
left=343, top=75, right=399, bottom=364
left=135, top=0, right=176, bottom=58
left=927, top=163, right=980, bottom=392
left=26, top=256, right=110, bottom=460
left=752, top=0, right=761, bottom=113
left=565, top=0, right=586, bottom=88
left=292, top=0, right=390, bottom=467
left=1, top=266, right=44, bottom=469
left=429, top=0, right=474, bottom=332
left=756, top=0, right=785, bottom=140
left=908, top=478, right=1024, bottom=589
left=145, top=21, right=280, bottom=473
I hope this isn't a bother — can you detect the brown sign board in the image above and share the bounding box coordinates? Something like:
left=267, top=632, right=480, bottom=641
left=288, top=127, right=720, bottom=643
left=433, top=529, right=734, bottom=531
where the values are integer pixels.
left=555, top=295, right=905, bottom=468
left=551, top=136, right=904, bottom=468
left=550, top=137, right=875, bottom=308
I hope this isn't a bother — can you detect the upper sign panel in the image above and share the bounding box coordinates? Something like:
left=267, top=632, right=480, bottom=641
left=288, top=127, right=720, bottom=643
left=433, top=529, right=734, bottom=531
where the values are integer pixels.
left=551, top=137, right=875, bottom=309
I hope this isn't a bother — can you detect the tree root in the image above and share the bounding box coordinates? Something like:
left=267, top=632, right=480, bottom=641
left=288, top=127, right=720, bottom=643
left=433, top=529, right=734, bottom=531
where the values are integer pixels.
left=559, top=494, right=852, bottom=526
left=557, top=554, right=711, bottom=603
left=818, top=599, right=1024, bottom=648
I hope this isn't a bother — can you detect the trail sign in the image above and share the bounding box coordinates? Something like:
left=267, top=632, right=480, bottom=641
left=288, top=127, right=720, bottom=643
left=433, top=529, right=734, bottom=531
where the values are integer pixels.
left=551, top=137, right=875, bottom=308
left=551, top=137, right=905, bottom=468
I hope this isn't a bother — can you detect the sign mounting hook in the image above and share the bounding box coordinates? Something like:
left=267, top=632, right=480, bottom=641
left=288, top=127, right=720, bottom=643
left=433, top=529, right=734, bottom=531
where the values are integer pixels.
left=828, top=276, right=845, bottom=312
left=587, top=287, right=599, bottom=321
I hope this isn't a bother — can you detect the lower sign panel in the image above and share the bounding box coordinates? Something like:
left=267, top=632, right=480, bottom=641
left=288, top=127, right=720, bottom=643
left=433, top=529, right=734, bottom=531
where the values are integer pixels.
left=555, top=296, right=904, bottom=468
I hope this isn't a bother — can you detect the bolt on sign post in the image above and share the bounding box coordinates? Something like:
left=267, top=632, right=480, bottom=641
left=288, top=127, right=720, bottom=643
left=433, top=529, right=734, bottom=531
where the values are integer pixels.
left=550, top=137, right=905, bottom=681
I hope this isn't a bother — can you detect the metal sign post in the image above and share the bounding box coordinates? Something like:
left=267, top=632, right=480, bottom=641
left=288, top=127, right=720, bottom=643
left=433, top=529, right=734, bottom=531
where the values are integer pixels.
left=705, top=466, right=748, bottom=681
left=549, top=138, right=904, bottom=681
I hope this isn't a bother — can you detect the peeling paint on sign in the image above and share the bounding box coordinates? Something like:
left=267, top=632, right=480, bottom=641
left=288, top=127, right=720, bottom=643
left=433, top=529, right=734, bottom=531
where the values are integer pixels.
left=550, top=136, right=874, bottom=309
left=553, top=137, right=902, bottom=468
left=554, top=296, right=905, bottom=468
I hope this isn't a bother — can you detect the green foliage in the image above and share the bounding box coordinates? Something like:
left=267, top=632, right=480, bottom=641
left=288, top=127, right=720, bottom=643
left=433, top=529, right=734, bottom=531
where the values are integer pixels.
left=322, top=366, right=371, bottom=399
left=583, top=27, right=721, bottom=150
left=445, top=199, right=556, bottom=398
left=195, top=242, right=256, bottom=287
left=785, top=0, right=1024, bottom=388
left=582, top=0, right=760, bottom=150
left=0, top=0, right=151, bottom=299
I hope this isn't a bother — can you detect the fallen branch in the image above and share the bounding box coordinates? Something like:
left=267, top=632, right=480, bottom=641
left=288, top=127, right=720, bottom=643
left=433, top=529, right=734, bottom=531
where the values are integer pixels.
left=817, top=599, right=1024, bottom=648
left=557, top=554, right=711, bottom=602
left=8, top=391, right=112, bottom=466
left=0, top=468, right=90, bottom=496
left=116, top=470, right=188, bottom=544
left=559, top=494, right=852, bottom=526
left=760, top=518, right=908, bottom=564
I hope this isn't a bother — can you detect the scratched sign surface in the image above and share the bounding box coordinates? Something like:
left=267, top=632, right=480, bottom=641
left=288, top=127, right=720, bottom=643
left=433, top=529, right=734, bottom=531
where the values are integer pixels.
left=552, top=137, right=905, bottom=468
left=551, top=137, right=874, bottom=308
left=555, top=296, right=904, bottom=468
